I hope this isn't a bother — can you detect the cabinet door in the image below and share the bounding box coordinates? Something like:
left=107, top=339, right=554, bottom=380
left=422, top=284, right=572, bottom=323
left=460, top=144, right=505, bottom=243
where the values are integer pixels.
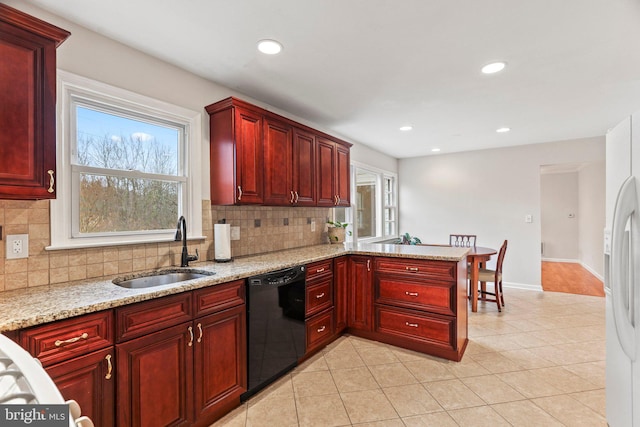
left=335, top=143, right=351, bottom=206
left=194, top=305, right=246, bottom=423
left=0, top=5, right=69, bottom=199
left=348, top=256, right=373, bottom=331
left=334, top=256, right=348, bottom=333
left=292, top=128, right=316, bottom=206
left=46, top=347, right=115, bottom=427
left=117, top=322, right=194, bottom=427
left=316, top=137, right=337, bottom=206
left=234, top=107, right=263, bottom=204
left=263, top=117, right=293, bottom=205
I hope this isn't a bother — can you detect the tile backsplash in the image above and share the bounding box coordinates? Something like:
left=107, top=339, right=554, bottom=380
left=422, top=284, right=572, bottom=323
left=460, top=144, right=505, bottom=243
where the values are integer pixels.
left=0, top=200, right=331, bottom=292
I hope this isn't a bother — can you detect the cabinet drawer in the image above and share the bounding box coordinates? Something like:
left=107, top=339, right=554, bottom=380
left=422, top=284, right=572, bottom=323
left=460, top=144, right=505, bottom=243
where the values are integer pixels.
left=306, top=309, right=334, bottom=352
left=375, top=306, right=455, bottom=350
left=306, top=259, right=333, bottom=282
left=20, top=310, right=114, bottom=367
left=374, top=258, right=456, bottom=280
left=194, top=280, right=245, bottom=317
left=306, top=278, right=333, bottom=317
left=116, top=293, right=193, bottom=342
left=375, top=275, right=455, bottom=316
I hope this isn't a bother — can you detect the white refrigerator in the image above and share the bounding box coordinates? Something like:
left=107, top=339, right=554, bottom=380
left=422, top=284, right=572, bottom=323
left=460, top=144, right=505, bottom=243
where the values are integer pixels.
left=605, top=112, right=640, bottom=427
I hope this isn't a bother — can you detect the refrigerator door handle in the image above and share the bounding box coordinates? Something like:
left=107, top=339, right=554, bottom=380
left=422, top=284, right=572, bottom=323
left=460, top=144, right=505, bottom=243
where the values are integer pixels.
left=611, top=175, right=638, bottom=361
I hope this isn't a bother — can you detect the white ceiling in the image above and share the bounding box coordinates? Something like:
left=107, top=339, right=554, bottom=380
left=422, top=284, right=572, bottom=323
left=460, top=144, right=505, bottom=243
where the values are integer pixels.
left=25, top=0, right=640, bottom=158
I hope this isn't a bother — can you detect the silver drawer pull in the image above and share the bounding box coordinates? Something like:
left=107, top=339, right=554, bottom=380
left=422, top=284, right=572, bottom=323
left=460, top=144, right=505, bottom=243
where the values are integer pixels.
left=317, top=325, right=326, bottom=333
left=405, top=322, right=419, bottom=328
left=55, top=332, right=89, bottom=347
left=316, top=267, right=325, bottom=273
left=405, top=267, right=419, bottom=272
left=316, top=292, right=325, bottom=299
left=405, top=291, right=419, bottom=297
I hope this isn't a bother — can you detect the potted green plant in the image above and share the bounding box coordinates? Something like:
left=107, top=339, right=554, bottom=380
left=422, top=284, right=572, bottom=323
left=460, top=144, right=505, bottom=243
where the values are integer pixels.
left=397, top=232, right=422, bottom=245
left=327, top=220, right=352, bottom=244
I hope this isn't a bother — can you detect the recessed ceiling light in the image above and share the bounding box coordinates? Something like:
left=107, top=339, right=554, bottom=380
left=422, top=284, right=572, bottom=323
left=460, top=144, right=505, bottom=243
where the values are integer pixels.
left=481, top=62, right=506, bottom=74
left=496, top=127, right=511, bottom=133
left=257, top=39, right=283, bottom=55
left=399, top=125, right=413, bottom=131
left=431, top=148, right=441, bottom=152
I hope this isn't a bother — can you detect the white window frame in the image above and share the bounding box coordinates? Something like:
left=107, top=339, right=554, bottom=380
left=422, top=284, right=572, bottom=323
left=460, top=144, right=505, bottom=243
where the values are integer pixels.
left=349, top=161, right=399, bottom=244
left=49, top=71, right=203, bottom=250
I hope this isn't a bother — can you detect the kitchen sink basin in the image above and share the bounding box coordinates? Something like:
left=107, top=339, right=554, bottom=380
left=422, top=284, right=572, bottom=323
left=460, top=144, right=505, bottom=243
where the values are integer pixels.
left=113, top=270, right=215, bottom=289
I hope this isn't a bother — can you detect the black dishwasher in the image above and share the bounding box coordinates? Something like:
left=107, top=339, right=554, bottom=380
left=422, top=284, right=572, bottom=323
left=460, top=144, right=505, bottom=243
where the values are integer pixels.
left=242, top=265, right=306, bottom=401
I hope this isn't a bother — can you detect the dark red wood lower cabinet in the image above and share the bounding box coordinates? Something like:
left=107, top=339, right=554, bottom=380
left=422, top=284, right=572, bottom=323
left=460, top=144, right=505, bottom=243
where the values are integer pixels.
left=46, top=347, right=115, bottom=427
left=117, top=322, right=194, bottom=427
left=193, top=305, right=246, bottom=426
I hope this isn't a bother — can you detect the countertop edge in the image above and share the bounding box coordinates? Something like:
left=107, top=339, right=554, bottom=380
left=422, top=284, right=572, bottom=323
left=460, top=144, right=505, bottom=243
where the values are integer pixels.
left=0, top=243, right=469, bottom=332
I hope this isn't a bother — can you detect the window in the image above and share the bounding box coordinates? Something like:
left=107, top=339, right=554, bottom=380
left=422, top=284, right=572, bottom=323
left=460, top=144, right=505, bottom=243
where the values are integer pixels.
left=50, top=71, right=202, bottom=249
left=337, top=163, right=397, bottom=243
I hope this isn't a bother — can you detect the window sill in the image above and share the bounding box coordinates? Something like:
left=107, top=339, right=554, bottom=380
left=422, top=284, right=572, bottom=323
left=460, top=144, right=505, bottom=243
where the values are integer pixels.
left=45, top=235, right=206, bottom=251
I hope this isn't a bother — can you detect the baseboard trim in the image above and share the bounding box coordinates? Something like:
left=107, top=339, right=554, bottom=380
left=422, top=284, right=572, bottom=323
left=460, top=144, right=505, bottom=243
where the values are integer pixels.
left=580, top=262, right=604, bottom=282
left=541, top=258, right=580, bottom=263
left=503, top=281, right=543, bottom=292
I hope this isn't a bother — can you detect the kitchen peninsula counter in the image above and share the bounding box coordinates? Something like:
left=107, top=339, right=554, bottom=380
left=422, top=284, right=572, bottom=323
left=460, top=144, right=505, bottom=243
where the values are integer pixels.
left=0, top=243, right=468, bottom=332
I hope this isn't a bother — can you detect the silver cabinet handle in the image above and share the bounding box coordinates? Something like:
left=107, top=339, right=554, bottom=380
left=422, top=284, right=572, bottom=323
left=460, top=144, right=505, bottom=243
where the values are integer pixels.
left=47, top=170, right=55, bottom=193
left=405, top=267, right=420, bottom=272
left=188, top=326, right=194, bottom=347
left=105, top=354, right=113, bottom=380
left=237, top=186, right=243, bottom=201
left=290, top=190, right=295, bottom=204
left=197, top=323, right=203, bottom=343
left=294, top=191, right=299, bottom=203
left=316, top=267, right=325, bottom=273
left=367, top=259, right=371, bottom=271
left=317, top=325, right=326, bottom=333
left=337, top=195, right=341, bottom=205
left=316, top=292, right=325, bottom=299
left=405, top=322, right=419, bottom=328
left=405, top=291, right=419, bottom=297
left=55, top=332, right=88, bottom=347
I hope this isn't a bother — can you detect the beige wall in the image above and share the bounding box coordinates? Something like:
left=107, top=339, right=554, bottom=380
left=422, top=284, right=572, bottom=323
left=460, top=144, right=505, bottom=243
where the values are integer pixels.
left=578, top=162, right=605, bottom=279
left=541, top=172, right=580, bottom=260
left=398, top=136, right=605, bottom=289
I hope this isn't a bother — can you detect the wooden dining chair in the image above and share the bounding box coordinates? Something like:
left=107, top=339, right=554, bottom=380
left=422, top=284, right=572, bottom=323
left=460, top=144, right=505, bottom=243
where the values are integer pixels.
left=450, top=234, right=477, bottom=248
left=474, top=240, right=508, bottom=312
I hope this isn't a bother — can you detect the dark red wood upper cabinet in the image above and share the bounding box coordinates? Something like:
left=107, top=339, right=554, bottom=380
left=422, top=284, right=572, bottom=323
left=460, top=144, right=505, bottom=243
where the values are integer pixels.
left=335, top=143, right=351, bottom=207
left=316, top=136, right=351, bottom=207
left=207, top=97, right=350, bottom=207
left=292, top=127, right=316, bottom=206
left=263, top=117, right=293, bottom=205
left=316, top=137, right=337, bottom=207
left=0, top=4, right=69, bottom=199
left=207, top=98, right=264, bottom=205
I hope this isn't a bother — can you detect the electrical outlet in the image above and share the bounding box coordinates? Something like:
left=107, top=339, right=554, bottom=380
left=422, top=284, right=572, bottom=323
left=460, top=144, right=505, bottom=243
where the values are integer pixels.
left=311, top=220, right=316, bottom=232
left=230, top=226, right=240, bottom=241
left=6, top=234, right=29, bottom=259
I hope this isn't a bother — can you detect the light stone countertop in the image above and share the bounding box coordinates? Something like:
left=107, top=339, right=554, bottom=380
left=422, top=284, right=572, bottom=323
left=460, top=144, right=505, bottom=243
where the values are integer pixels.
left=0, top=243, right=468, bottom=332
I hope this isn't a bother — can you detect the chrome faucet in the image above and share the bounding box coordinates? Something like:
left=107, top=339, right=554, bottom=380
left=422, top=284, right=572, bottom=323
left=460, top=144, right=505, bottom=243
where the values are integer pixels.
left=174, top=216, right=198, bottom=267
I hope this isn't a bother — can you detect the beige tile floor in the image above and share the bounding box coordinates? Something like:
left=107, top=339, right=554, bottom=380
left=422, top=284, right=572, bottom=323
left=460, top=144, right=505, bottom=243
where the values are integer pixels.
left=213, top=288, right=606, bottom=426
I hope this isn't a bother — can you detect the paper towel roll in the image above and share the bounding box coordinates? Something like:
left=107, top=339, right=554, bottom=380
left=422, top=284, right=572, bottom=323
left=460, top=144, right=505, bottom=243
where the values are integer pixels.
left=214, top=224, right=231, bottom=262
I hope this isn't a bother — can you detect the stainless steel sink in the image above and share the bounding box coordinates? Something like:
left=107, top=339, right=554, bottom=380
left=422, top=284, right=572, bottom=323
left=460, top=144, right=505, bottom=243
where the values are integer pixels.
left=113, top=270, right=215, bottom=289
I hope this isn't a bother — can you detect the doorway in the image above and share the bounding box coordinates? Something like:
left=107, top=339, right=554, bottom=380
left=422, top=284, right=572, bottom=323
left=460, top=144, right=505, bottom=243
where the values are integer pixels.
left=539, top=162, right=605, bottom=296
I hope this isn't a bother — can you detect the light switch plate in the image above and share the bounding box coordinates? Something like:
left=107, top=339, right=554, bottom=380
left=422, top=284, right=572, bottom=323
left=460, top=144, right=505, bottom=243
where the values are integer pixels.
left=6, top=234, right=28, bottom=259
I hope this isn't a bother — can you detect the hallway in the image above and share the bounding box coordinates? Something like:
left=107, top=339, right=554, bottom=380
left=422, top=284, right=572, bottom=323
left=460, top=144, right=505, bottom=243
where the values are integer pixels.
left=541, top=262, right=604, bottom=297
